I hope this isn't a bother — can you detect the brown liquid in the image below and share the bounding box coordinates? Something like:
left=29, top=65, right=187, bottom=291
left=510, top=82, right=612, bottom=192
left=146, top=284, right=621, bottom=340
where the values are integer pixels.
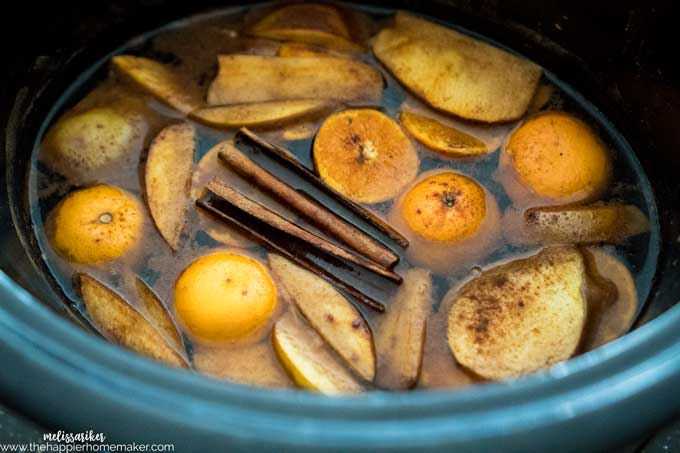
left=28, top=3, right=659, bottom=391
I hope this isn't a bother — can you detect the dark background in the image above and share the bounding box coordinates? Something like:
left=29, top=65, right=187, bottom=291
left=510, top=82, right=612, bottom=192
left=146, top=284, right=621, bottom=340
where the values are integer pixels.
left=1, top=0, right=679, bottom=450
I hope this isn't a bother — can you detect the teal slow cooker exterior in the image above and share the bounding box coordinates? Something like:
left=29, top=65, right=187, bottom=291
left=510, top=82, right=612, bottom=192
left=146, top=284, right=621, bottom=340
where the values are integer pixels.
left=1, top=1, right=680, bottom=450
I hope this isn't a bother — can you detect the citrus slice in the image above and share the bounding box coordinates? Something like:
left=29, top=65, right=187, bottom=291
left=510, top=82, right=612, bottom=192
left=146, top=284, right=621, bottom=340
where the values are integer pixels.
left=313, top=109, right=419, bottom=203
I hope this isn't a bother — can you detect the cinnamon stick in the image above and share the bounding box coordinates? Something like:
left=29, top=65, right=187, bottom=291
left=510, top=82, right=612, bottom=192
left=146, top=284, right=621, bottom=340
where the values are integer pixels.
left=196, top=196, right=386, bottom=313
left=217, top=142, right=400, bottom=268
left=206, top=178, right=402, bottom=283
left=236, top=128, right=409, bottom=248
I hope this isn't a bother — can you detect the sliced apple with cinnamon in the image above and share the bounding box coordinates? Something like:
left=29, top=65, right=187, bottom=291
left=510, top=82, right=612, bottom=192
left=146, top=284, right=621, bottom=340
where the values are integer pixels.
left=145, top=122, right=196, bottom=251
left=76, top=273, right=190, bottom=369
left=273, top=311, right=363, bottom=395
left=111, top=55, right=201, bottom=114
left=447, top=246, right=587, bottom=380
left=207, top=55, right=382, bottom=105
left=249, top=3, right=363, bottom=53
left=503, top=203, right=650, bottom=245
left=375, top=268, right=432, bottom=390
left=190, top=99, right=332, bottom=129
left=373, top=12, right=541, bottom=122
left=269, top=254, right=376, bottom=382
left=134, top=276, right=186, bottom=356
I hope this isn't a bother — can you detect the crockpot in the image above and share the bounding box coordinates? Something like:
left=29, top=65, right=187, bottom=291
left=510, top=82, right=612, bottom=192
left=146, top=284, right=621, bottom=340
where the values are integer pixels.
left=1, top=1, right=679, bottom=451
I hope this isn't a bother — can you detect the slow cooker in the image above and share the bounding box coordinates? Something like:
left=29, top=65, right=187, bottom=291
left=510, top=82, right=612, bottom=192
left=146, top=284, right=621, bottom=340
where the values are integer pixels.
left=1, top=0, right=679, bottom=450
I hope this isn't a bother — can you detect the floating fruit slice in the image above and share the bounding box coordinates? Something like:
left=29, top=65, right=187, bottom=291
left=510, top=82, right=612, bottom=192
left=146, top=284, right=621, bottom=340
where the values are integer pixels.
left=250, top=3, right=362, bottom=53
left=76, top=273, right=189, bottom=368
left=193, top=341, right=293, bottom=388
left=47, top=185, right=144, bottom=264
left=375, top=268, right=432, bottom=390
left=111, top=55, right=201, bottom=114
left=313, top=109, right=419, bottom=203
left=503, top=203, right=650, bottom=245
left=268, top=254, right=375, bottom=382
left=190, top=99, right=332, bottom=129
left=447, top=246, right=587, bottom=380
left=273, top=311, right=363, bottom=394
left=581, top=247, right=638, bottom=349
left=174, top=252, right=277, bottom=344
left=499, top=112, right=612, bottom=206
left=42, top=107, right=136, bottom=180
left=373, top=12, right=542, bottom=122
left=145, top=122, right=196, bottom=251
left=400, top=111, right=488, bottom=157
left=134, top=276, right=186, bottom=355
left=207, top=55, right=382, bottom=105
left=389, top=171, right=501, bottom=273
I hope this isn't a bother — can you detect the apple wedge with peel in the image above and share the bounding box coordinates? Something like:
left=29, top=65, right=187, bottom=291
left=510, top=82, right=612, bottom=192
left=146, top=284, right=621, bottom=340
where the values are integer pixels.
left=249, top=3, right=363, bottom=53
left=145, top=122, right=196, bottom=251
left=207, top=55, right=383, bottom=105
left=448, top=246, right=587, bottom=380
left=189, top=100, right=332, bottom=129
left=273, top=311, right=363, bottom=395
left=134, top=276, right=187, bottom=357
left=375, top=268, right=432, bottom=390
left=76, top=273, right=190, bottom=369
left=111, top=55, right=201, bottom=114
left=373, top=12, right=541, bottom=122
left=269, top=254, right=375, bottom=382
left=503, top=203, right=650, bottom=245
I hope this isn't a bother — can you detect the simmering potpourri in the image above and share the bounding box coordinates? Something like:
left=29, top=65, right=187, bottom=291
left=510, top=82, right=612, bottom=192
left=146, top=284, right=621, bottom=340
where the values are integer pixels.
left=28, top=2, right=659, bottom=394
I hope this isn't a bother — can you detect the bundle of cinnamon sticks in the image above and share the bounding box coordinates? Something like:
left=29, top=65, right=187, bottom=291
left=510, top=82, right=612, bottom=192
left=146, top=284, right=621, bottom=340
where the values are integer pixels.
left=196, top=128, right=409, bottom=312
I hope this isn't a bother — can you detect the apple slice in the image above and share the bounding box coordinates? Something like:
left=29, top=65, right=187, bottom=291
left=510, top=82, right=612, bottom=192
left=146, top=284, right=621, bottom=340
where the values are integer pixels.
left=111, top=55, right=201, bottom=114
left=207, top=55, right=382, bottom=105
left=503, top=203, right=650, bottom=245
left=268, top=254, right=375, bottom=382
left=273, top=311, right=363, bottom=395
left=448, top=246, right=587, bottom=380
left=375, top=268, right=432, bottom=390
left=189, top=99, right=332, bottom=129
left=145, top=122, right=196, bottom=251
left=76, top=273, right=190, bottom=368
left=250, top=3, right=362, bottom=53
left=134, top=276, right=186, bottom=357
left=373, top=12, right=541, bottom=122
